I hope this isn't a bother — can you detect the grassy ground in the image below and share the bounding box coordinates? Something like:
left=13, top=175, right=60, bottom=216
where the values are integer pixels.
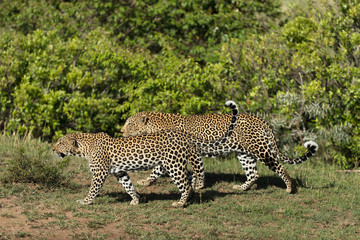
left=0, top=134, right=359, bottom=240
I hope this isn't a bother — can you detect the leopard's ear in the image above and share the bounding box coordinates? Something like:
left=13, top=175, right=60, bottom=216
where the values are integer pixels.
left=141, top=115, right=149, bottom=125
left=73, top=139, right=79, bottom=148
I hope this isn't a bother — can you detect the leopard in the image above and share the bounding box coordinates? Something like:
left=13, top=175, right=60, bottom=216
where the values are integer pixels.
left=121, top=108, right=318, bottom=194
left=52, top=100, right=239, bottom=207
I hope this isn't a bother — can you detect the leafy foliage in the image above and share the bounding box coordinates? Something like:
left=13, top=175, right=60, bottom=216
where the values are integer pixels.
left=220, top=0, right=360, bottom=167
left=0, top=0, right=359, bottom=168
left=0, top=0, right=281, bottom=63
left=0, top=29, right=232, bottom=140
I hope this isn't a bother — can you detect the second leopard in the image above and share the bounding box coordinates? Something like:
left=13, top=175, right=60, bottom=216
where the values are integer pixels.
left=121, top=106, right=318, bottom=193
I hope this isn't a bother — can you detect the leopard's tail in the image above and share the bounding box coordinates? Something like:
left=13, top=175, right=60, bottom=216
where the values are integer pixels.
left=197, top=100, right=239, bottom=148
left=278, top=141, right=318, bottom=164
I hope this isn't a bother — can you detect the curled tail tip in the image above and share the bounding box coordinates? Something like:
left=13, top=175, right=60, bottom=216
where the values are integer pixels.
left=225, top=100, right=235, bottom=106
left=304, top=141, right=319, bottom=152
left=225, top=100, right=238, bottom=111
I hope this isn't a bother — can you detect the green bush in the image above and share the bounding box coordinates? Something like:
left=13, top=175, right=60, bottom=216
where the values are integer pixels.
left=0, top=28, right=236, bottom=140
left=0, top=134, right=70, bottom=187
left=0, top=0, right=281, bottom=63
left=219, top=0, right=360, bottom=168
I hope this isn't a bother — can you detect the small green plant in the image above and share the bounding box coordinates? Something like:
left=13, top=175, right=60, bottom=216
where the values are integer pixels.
left=87, top=220, right=106, bottom=230
left=14, top=231, right=31, bottom=238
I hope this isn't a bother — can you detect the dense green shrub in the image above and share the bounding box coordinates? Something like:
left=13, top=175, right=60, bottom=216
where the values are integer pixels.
left=0, top=29, right=232, bottom=140
left=0, top=0, right=281, bottom=63
left=219, top=0, right=360, bottom=168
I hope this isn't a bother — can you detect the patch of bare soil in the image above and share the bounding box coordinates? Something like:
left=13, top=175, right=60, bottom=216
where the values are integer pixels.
left=1, top=193, right=133, bottom=239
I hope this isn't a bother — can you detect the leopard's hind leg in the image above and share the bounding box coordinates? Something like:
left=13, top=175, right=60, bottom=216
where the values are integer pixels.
left=261, top=156, right=294, bottom=193
left=233, top=154, right=259, bottom=191
left=162, top=162, right=193, bottom=208
left=187, top=154, right=205, bottom=189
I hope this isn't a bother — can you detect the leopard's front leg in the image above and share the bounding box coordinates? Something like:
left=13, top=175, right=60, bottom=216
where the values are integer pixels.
left=114, top=172, right=140, bottom=205
left=77, top=172, right=108, bottom=205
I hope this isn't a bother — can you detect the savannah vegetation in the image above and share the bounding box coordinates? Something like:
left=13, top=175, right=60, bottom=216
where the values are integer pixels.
left=0, top=0, right=359, bottom=239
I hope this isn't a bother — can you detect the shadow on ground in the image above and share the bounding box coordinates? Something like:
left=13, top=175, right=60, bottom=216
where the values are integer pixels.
left=99, top=172, right=318, bottom=204
left=203, top=172, right=308, bottom=193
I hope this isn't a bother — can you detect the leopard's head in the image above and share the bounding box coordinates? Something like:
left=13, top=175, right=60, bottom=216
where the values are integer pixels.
left=52, top=133, right=80, bottom=158
left=121, top=112, right=153, bottom=137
